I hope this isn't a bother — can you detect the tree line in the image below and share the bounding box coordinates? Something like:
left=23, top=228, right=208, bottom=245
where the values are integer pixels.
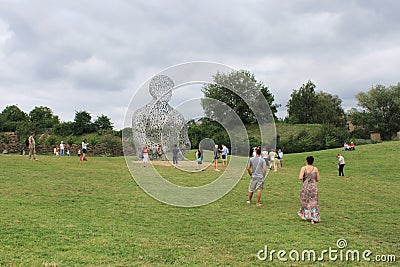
left=1, top=70, right=399, bottom=154
left=0, top=106, right=116, bottom=139
left=194, top=71, right=399, bottom=152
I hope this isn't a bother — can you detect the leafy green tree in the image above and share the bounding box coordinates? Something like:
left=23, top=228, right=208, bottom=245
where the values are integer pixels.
left=187, top=119, right=228, bottom=149
left=350, top=128, right=369, bottom=139
left=89, top=136, right=99, bottom=156
left=94, top=115, right=113, bottom=131
left=201, top=70, right=279, bottom=124
left=278, top=125, right=348, bottom=153
left=29, top=106, right=60, bottom=132
left=286, top=81, right=345, bottom=126
left=53, top=121, right=75, bottom=136
left=314, top=92, right=346, bottom=127
left=15, top=121, right=35, bottom=141
left=349, top=83, right=400, bottom=140
left=73, top=111, right=95, bottom=135
left=102, top=134, right=120, bottom=156
left=318, top=123, right=349, bottom=148
left=0, top=105, right=29, bottom=132
left=45, top=135, right=58, bottom=147
left=286, top=81, right=317, bottom=124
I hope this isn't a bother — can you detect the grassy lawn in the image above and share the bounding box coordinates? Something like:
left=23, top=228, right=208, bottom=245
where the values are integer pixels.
left=0, top=142, right=399, bottom=266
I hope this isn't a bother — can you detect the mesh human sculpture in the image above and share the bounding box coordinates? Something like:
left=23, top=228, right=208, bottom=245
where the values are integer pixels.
left=132, top=75, right=191, bottom=159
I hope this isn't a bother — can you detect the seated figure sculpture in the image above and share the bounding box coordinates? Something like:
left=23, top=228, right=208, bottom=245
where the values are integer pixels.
left=132, top=75, right=191, bottom=159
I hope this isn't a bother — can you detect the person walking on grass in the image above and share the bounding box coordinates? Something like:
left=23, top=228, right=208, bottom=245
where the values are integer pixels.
left=28, top=132, right=38, bottom=161
left=247, top=147, right=267, bottom=207
left=336, top=154, right=345, bottom=176
left=298, top=156, right=321, bottom=224
left=268, top=149, right=275, bottom=170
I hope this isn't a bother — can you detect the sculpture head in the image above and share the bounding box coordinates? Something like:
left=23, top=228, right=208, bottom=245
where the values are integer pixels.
left=149, top=75, right=174, bottom=104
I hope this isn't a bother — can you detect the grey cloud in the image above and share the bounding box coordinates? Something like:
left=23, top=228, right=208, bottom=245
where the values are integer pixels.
left=0, top=1, right=399, bottom=129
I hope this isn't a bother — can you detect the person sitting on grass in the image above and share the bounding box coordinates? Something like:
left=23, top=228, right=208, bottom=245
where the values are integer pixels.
left=342, top=143, right=350, bottom=151
left=349, top=142, right=355, bottom=150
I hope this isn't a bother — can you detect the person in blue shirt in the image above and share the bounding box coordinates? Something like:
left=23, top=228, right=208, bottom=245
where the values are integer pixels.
left=221, top=144, right=229, bottom=171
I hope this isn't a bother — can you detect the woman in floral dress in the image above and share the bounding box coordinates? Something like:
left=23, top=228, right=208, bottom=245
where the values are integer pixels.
left=298, top=156, right=321, bottom=224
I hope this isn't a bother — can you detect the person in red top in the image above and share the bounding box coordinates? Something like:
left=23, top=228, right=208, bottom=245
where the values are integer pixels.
left=349, top=142, right=355, bottom=150
left=142, top=145, right=149, bottom=167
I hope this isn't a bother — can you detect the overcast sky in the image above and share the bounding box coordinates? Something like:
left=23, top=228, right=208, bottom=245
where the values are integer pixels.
left=1, top=0, right=399, bottom=129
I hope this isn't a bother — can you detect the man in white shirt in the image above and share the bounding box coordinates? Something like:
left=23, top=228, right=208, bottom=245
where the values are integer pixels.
left=261, top=147, right=269, bottom=166
left=221, top=144, right=229, bottom=171
left=336, top=154, right=345, bottom=176
left=59, top=141, right=65, bottom=156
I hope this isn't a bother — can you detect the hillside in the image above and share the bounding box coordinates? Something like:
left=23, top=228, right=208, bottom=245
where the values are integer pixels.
left=246, top=122, right=350, bottom=153
left=0, top=122, right=362, bottom=156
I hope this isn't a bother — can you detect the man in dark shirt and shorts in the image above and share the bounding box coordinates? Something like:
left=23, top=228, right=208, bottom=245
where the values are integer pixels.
left=247, top=147, right=267, bottom=206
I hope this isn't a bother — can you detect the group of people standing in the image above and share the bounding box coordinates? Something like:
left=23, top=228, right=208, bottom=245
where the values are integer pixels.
left=25, top=132, right=89, bottom=162
left=55, top=139, right=88, bottom=161
left=213, top=144, right=229, bottom=171
left=141, top=144, right=182, bottom=167
left=151, top=144, right=166, bottom=160
left=247, top=148, right=348, bottom=224
left=141, top=143, right=231, bottom=170
left=246, top=147, right=284, bottom=206
left=247, top=147, right=321, bottom=223
left=53, top=141, right=70, bottom=157
left=260, top=147, right=283, bottom=172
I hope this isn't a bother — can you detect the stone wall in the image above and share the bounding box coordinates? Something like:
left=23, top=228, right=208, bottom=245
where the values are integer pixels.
left=0, top=132, right=20, bottom=153
left=370, top=132, right=381, bottom=141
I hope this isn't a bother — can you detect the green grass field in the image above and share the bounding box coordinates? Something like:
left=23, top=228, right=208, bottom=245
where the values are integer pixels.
left=1, top=142, right=399, bottom=266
